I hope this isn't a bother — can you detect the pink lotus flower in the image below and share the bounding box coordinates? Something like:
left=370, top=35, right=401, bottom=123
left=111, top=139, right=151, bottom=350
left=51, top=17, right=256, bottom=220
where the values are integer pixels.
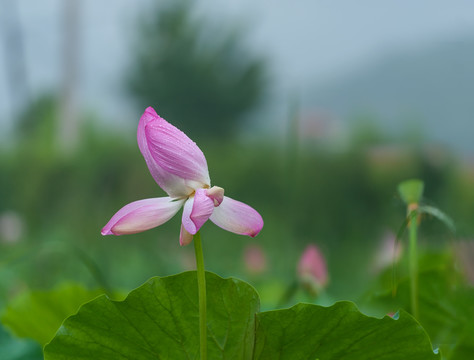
left=101, top=107, right=263, bottom=245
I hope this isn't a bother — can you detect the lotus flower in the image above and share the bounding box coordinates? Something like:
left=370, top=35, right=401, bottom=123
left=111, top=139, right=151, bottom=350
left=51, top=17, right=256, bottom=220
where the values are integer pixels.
left=101, top=107, right=263, bottom=245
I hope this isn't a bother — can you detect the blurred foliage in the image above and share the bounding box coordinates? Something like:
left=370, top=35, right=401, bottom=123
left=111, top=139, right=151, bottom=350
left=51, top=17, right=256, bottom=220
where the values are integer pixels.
left=0, top=323, right=42, bottom=360
left=360, top=251, right=474, bottom=358
left=15, top=93, right=58, bottom=155
left=126, top=0, right=267, bottom=137
left=1, top=282, right=112, bottom=346
left=450, top=324, right=474, bottom=360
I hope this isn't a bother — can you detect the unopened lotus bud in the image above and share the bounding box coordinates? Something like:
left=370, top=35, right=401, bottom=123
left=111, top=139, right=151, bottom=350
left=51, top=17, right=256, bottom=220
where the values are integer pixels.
left=297, top=244, right=329, bottom=296
left=243, top=244, right=267, bottom=275
left=372, top=231, right=403, bottom=273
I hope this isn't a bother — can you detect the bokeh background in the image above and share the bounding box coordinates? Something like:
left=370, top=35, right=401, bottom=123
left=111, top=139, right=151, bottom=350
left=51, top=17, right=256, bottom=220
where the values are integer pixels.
left=1, top=0, right=474, bottom=310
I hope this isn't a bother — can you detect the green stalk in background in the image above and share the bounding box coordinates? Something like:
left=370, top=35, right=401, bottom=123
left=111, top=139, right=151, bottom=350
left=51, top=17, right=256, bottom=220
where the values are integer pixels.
left=398, top=179, right=424, bottom=319
left=408, top=205, right=419, bottom=319
left=193, top=231, right=207, bottom=360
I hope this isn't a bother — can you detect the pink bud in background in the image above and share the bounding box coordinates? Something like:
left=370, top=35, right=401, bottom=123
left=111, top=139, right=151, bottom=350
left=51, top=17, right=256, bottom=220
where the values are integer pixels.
left=0, top=211, right=24, bottom=244
left=297, top=244, right=329, bottom=295
left=372, top=231, right=403, bottom=274
left=243, top=244, right=267, bottom=275
left=453, top=240, right=474, bottom=286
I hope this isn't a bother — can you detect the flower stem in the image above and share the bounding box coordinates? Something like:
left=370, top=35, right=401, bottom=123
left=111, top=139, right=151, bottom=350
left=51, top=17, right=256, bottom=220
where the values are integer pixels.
left=408, top=207, right=419, bottom=319
left=193, top=231, right=207, bottom=360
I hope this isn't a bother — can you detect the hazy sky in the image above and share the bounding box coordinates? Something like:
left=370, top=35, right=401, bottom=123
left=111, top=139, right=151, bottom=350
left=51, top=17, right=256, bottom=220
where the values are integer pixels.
left=199, top=0, right=474, bottom=88
left=1, top=0, right=474, bottom=142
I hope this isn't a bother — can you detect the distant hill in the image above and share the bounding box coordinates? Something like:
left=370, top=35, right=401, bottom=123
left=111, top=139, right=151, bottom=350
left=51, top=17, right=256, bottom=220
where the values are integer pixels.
left=307, top=34, right=474, bottom=154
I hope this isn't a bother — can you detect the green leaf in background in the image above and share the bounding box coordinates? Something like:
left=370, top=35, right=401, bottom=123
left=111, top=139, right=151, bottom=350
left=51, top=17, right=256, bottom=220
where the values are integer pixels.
left=254, top=301, right=439, bottom=360
left=1, top=282, right=106, bottom=345
left=450, top=324, right=474, bottom=360
left=418, top=205, right=456, bottom=233
left=361, top=255, right=474, bottom=357
left=369, top=269, right=474, bottom=346
left=0, top=323, right=43, bottom=360
left=44, top=271, right=440, bottom=360
left=44, top=271, right=260, bottom=360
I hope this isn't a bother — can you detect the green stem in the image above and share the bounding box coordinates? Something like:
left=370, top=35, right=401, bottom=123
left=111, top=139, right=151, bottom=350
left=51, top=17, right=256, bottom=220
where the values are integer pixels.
left=408, top=209, right=419, bottom=319
left=193, top=231, right=207, bottom=360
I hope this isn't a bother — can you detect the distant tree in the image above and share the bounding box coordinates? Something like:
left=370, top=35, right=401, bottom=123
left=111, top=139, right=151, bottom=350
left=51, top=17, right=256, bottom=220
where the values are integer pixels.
left=16, top=94, right=58, bottom=155
left=127, top=0, right=267, bottom=137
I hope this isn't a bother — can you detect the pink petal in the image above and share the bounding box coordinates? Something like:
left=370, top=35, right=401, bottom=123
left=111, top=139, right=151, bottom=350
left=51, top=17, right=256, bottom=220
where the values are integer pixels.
left=181, top=189, right=215, bottom=235
left=206, top=186, right=224, bottom=206
left=210, top=196, right=263, bottom=237
left=191, top=189, right=215, bottom=232
left=179, top=224, right=193, bottom=246
left=137, top=107, right=193, bottom=198
left=101, top=197, right=184, bottom=235
left=181, top=197, right=195, bottom=234
left=145, top=114, right=210, bottom=188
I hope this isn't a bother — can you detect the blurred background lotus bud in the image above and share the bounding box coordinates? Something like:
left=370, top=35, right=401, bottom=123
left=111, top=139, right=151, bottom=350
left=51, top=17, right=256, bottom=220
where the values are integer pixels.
left=0, top=211, right=24, bottom=244
left=372, top=230, right=403, bottom=274
left=453, top=240, right=474, bottom=286
left=243, top=244, right=267, bottom=275
left=297, top=244, right=328, bottom=296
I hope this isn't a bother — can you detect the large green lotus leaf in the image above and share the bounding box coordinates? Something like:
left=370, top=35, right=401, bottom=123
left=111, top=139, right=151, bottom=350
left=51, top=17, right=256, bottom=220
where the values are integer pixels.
left=0, top=323, right=43, bottom=360
left=43, top=272, right=439, bottom=360
left=254, top=301, right=440, bottom=360
left=44, top=271, right=260, bottom=360
left=1, top=282, right=106, bottom=345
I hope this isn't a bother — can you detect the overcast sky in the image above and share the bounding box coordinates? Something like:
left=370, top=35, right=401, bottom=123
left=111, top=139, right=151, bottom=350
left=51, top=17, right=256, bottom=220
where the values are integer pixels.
left=1, top=0, right=474, bottom=142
